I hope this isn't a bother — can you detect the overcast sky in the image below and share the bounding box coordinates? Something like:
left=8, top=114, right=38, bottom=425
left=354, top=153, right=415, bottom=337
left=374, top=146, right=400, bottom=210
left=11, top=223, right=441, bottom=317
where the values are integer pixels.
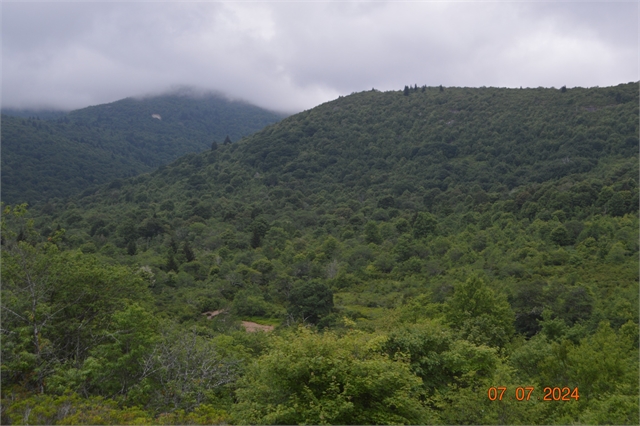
left=2, top=1, right=638, bottom=113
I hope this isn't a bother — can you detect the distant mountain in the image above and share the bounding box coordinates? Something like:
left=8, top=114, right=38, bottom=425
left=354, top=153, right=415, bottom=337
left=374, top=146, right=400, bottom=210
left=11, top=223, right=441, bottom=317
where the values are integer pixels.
left=47, top=83, right=638, bottom=236
left=1, top=92, right=287, bottom=204
left=1, top=108, right=69, bottom=120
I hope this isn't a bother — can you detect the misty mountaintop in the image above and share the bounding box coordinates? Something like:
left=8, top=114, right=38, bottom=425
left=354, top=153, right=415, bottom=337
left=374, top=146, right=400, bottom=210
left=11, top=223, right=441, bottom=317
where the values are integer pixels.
left=1, top=91, right=287, bottom=204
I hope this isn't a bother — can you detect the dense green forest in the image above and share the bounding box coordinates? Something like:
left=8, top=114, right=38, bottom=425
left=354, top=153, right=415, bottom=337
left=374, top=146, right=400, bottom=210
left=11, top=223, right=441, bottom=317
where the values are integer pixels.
left=2, top=83, right=638, bottom=425
left=1, top=92, right=286, bottom=204
left=1, top=109, right=69, bottom=120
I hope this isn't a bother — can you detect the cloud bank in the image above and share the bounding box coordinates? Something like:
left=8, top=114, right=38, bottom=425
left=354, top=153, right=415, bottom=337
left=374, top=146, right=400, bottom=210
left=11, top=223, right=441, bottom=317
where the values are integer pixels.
left=2, top=1, right=637, bottom=113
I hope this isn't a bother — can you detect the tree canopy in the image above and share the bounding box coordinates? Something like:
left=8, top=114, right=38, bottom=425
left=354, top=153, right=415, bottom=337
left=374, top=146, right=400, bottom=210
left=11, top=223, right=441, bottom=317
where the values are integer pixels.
left=2, top=83, right=638, bottom=425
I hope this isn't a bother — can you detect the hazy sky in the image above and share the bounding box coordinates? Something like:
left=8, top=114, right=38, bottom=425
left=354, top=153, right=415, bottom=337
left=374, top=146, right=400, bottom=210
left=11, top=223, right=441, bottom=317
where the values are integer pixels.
left=2, top=1, right=638, bottom=113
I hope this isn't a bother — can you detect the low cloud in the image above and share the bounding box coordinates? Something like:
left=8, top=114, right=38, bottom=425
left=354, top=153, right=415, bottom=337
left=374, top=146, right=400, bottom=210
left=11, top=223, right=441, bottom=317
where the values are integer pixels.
left=2, top=1, right=637, bottom=113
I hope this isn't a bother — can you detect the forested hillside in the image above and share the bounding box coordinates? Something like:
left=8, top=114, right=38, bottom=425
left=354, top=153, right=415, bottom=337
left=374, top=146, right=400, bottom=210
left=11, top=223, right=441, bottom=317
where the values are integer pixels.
left=1, top=109, right=68, bottom=120
left=1, top=92, right=286, bottom=204
left=2, top=83, right=638, bottom=425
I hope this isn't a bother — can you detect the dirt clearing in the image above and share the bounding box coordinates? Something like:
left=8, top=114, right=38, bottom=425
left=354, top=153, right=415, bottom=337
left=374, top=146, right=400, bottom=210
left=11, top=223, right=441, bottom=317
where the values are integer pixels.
left=241, top=321, right=274, bottom=332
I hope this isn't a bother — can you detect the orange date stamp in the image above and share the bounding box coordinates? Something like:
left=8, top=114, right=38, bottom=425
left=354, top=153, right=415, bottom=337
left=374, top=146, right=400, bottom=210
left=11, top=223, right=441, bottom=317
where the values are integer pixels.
left=487, top=386, right=579, bottom=401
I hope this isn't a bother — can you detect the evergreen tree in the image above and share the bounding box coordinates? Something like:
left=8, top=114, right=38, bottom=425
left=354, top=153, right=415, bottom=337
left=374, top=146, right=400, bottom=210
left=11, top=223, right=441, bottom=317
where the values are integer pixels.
left=166, top=255, right=178, bottom=272
left=250, top=218, right=269, bottom=248
left=223, top=135, right=232, bottom=145
left=183, top=241, right=195, bottom=262
left=169, top=237, right=178, bottom=254
left=127, top=240, right=137, bottom=256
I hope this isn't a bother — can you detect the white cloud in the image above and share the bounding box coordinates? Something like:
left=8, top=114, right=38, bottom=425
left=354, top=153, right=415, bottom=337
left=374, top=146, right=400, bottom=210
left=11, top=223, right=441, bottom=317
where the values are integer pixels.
left=1, top=1, right=637, bottom=112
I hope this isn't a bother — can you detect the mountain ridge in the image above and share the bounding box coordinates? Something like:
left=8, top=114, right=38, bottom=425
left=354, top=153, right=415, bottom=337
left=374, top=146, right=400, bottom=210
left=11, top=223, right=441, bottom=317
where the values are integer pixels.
left=1, top=92, right=287, bottom=204
left=39, top=83, right=638, bottom=251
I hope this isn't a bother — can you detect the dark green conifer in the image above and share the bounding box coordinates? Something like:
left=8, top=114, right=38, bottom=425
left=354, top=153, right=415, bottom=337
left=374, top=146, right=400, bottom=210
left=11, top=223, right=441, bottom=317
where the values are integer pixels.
left=183, top=241, right=195, bottom=262
left=166, top=255, right=178, bottom=272
left=127, top=240, right=137, bottom=256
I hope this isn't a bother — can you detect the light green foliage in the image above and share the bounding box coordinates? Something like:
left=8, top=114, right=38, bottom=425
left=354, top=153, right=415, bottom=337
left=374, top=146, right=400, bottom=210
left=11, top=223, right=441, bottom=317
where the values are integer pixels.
left=1, top=232, right=151, bottom=393
left=538, top=309, right=569, bottom=341
left=2, top=393, right=153, bottom=425
left=232, top=289, right=272, bottom=317
left=234, top=328, right=427, bottom=425
left=606, top=241, right=628, bottom=263
left=578, top=394, right=639, bottom=425
left=81, top=304, right=159, bottom=398
left=506, top=321, right=639, bottom=425
left=320, top=235, right=340, bottom=258
left=154, top=404, right=229, bottom=425
left=384, top=320, right=499, bottom=394
left=508, top=334, right=554, bottom=381
left=1, top=392, right=232, bottom=425
left=445, top=276, right=515, bottom=348
left=539, top=322, right=638, bottom=399
left=429, top=363, right=545, bottom=425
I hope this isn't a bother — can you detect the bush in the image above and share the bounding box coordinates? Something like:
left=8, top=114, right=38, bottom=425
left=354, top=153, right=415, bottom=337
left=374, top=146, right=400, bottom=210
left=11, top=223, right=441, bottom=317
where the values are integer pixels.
left=234, top=329, right=427, bottom=425
left=232, top=290, right=271, bottom=317
left=287, top=280, right=334, bottom=324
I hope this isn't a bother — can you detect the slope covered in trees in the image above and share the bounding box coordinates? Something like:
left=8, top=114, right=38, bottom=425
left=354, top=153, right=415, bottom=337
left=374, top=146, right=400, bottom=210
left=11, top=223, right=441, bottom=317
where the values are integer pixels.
left=1, top=91, right=287, bottom=204
left=2, top=83, right=638, bottom=424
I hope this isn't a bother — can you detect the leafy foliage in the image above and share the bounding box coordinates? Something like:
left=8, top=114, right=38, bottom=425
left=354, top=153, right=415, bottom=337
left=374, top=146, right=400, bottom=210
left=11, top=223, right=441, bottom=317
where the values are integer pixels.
left=444, top=276, right=515, bottom=348
left=234, top=328, right=427, bottom=425
left=2, top=83, right=638, bottom=424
